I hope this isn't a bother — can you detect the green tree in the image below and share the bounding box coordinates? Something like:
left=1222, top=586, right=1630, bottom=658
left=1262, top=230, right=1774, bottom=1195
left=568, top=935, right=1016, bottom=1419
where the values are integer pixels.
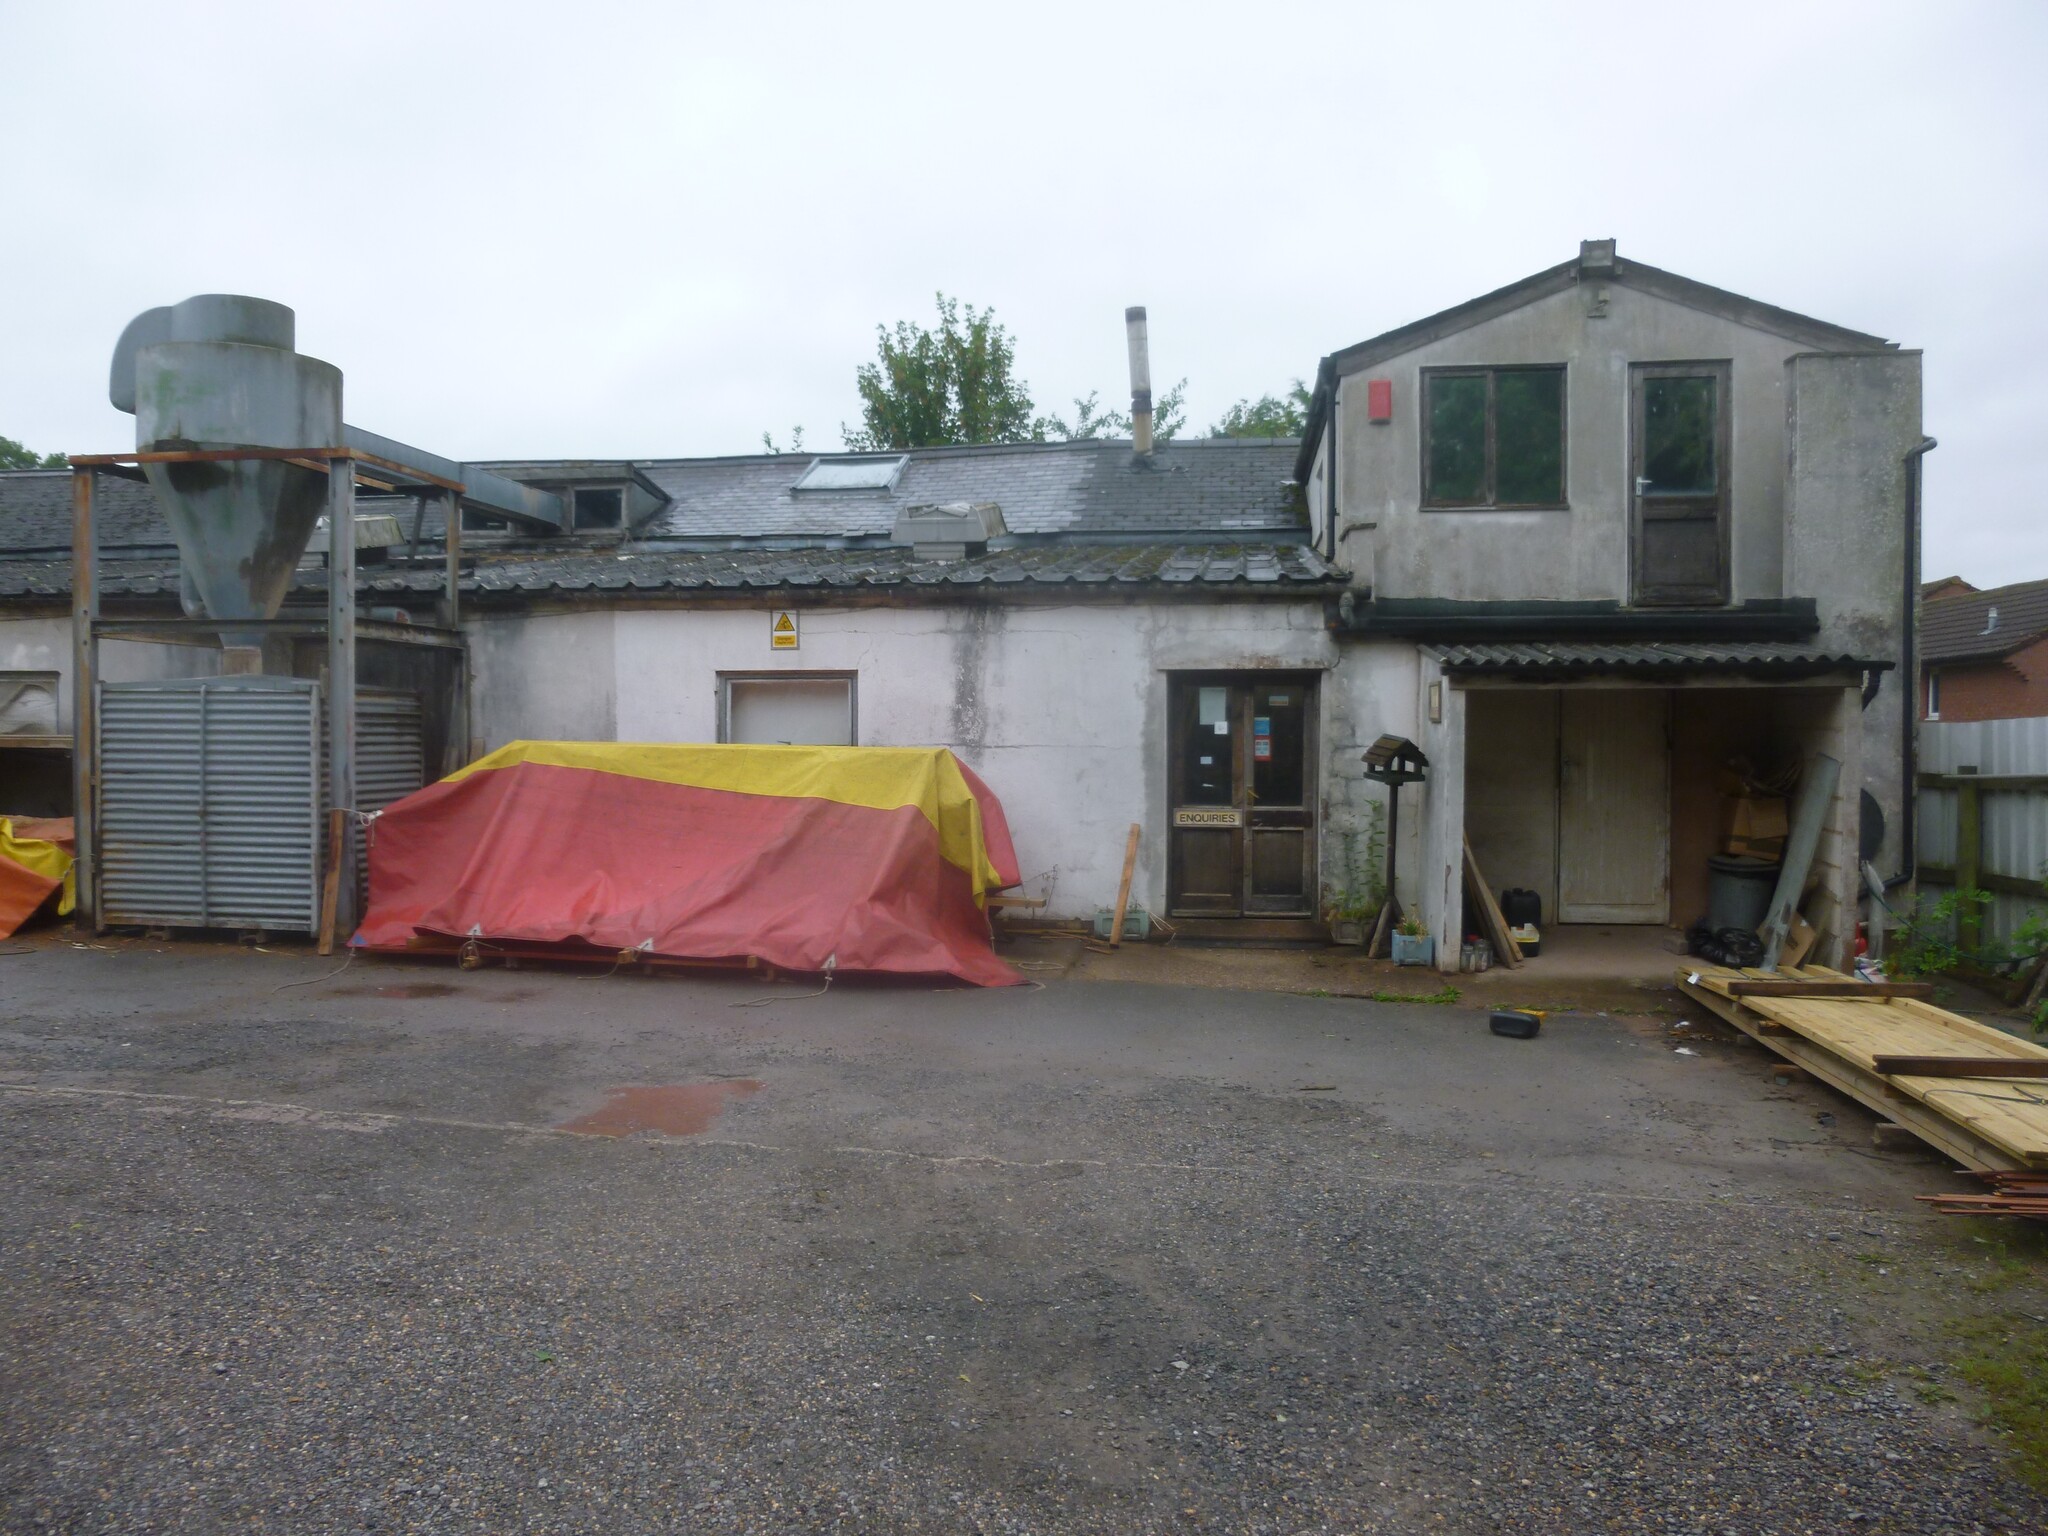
left=1207, top=380, right=1313, bottom=439
left=0, top=435, right=66, bottom=469
left=843, top=294, right=1039, bottom=450
left=1038, top=379, right=1189, bottom=443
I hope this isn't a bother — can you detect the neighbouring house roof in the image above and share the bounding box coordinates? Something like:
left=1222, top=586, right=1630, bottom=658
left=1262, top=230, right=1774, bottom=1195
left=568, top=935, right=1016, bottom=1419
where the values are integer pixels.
left=1294, top=243, right=1898, bottom=483
left=1429, top=640, right=1885, bottom=679
left=1921, top=574, right=1977, bottom=601
left=0, top=541, right=1345, bottom=607
left=1921, top=577, right=2048, bottom=665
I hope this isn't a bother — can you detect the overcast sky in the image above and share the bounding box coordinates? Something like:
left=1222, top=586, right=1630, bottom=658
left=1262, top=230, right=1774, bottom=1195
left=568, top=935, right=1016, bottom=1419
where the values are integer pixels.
left=3, top=2, right=2042, bottom=583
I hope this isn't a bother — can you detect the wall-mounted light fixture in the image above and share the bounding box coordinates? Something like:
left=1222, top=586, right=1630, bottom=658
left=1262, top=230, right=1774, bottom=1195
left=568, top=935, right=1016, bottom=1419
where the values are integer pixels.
left=1428, top=681, right=1443, bottom=724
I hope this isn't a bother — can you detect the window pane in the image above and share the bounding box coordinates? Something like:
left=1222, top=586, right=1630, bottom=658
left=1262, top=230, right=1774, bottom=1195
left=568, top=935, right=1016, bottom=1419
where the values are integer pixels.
left=1250, top=688, right=1306, bottom=807
left=1642, top=376, right=1718, bottom=494
left=727, top=679, right=853, bottom=745
left=574, top=487, right=624, bottom=529
left=1494, top=369, right=1564, bottom=504
left=1425, top=375, right=1487, bottom=502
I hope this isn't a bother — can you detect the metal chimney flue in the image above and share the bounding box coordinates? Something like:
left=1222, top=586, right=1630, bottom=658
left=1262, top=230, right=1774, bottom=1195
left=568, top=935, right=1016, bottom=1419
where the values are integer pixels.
left=109, top=295, right=343, bottom=666
left=1125, top=305, right=1153, bottom=456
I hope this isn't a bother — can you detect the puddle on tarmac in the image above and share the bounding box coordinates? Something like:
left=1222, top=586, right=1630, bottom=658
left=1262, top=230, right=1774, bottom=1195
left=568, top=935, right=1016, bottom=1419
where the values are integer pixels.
left=556, top=1081, right=763, bottom=1138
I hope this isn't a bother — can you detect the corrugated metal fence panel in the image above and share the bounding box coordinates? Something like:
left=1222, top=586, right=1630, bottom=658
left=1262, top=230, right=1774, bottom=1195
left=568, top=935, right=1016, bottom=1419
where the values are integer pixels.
left=350, top=691, right=425, bottom=814
left=1918, top=716, right=2048, bottom=947
left=98, top=682, right=205, bottom=926
left=99, top=678, right=321, bottom=933
left=1922, top=715, right=2048, bottom=776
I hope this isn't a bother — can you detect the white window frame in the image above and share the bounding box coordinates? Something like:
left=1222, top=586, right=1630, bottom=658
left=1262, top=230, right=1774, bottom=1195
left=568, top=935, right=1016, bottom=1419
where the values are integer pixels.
left=718, top=672, right=858, bottom=745
left=1925, top=667, right=1941, bottom=720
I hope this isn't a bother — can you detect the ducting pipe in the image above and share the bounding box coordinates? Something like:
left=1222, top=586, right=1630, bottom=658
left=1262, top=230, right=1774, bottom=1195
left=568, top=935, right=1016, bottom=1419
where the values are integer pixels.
left=1126, top=306, right=1153, bottom=456
left=1886, top=435, right=1938, bottom=890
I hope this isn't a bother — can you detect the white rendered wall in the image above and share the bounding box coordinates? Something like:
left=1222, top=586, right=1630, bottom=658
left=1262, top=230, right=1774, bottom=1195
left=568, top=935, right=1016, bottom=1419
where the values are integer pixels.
left=1, top=615, right=221, bottom=731
left=467, top=600, right=1430, bottom=925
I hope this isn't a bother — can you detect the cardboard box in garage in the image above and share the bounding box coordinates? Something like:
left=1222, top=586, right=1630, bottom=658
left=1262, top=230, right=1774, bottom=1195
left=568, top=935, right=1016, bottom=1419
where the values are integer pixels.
left=1722, top=795, right=1789, bottom=860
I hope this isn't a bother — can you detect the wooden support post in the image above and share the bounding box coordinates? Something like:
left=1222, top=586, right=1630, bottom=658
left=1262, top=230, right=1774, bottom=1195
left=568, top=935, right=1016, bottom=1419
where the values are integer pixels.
left=440, top=487, right=468, bottom=774
left=1955, top=774, right=1983, bottom=953
left=1109, top=822, right=1140, bottom=948
left=327, top=459, right=358, bottom=940
left=317, top=808, right=344, bottom=957
left=441, top=487, right=462, bottom=630
left=69, top=468, right=98, bottom=930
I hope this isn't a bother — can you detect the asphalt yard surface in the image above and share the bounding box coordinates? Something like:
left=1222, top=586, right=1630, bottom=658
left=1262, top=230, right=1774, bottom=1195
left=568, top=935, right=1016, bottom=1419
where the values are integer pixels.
left=1, top=939, right=2043, bottom=1534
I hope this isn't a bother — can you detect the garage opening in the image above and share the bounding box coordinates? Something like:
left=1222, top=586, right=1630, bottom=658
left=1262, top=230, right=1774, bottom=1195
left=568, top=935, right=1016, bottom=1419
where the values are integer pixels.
left=1462, top=684, right=1856, bottom=952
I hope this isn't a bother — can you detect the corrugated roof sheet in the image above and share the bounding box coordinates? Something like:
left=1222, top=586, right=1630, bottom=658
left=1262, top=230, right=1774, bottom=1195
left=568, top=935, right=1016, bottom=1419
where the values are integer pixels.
left=0, top=541, right=1344, bottom=604
left=1922, top=578, right=2048, bottom=664
left=1431, top=641, right=1881, bottom=676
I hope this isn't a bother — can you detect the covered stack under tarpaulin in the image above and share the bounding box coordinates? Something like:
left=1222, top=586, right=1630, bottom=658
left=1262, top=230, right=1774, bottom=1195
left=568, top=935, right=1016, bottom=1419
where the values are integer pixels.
left=354, top=742, right=1023, bottom=986
left=0, top=817, right=75, bottom=938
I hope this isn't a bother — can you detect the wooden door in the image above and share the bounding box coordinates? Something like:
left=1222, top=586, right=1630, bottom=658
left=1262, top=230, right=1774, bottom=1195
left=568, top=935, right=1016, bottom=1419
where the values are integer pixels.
left=1631, top=362, right=1731, bottom=606
left=1243, top=679, right=1316, bottom=914
left=1168, top=680, right=1242, bottom=915
left=1557, top=691, right=1669, bottom=923
left=1168, top=675, right=1319, bottom=918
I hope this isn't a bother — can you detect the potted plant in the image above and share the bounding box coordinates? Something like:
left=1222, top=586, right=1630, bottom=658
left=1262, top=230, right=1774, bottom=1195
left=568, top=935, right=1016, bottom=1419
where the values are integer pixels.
left=1324, top=813, right=1387, bottom=947
left=1390, top=914, right=1434, bottom=967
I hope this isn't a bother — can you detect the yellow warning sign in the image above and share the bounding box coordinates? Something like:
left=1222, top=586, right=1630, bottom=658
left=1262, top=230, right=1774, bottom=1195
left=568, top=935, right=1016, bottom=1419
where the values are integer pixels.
left=770, top=610, right=799, bottom=650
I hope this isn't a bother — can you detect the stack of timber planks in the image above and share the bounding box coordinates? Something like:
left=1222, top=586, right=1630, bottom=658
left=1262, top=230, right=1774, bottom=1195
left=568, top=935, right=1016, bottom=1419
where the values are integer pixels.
left=1918, top=1171, right=2048, bottom=1218
left=1678, top=963, right=2048, bottom=1176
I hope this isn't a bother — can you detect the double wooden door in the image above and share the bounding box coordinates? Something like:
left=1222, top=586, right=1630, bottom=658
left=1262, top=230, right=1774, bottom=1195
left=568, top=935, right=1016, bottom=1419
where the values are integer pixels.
left=1168, top=674, right=1318, bottom=917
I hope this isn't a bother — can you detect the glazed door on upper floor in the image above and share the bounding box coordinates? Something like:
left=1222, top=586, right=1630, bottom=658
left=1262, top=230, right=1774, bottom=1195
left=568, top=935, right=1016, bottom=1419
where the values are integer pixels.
left=1631, top=362, right=1732, bottom=606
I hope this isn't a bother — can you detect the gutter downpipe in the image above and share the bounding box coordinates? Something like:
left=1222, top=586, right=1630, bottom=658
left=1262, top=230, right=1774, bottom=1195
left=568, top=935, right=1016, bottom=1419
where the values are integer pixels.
left=1324, top=376, right=1339, bottom=563
left=1886, top=435, right=1938, bottom=891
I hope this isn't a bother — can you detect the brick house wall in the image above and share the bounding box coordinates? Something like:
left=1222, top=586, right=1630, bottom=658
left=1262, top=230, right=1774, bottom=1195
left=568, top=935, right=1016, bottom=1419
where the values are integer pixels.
left=1924, top=634, right=2048, bottom=721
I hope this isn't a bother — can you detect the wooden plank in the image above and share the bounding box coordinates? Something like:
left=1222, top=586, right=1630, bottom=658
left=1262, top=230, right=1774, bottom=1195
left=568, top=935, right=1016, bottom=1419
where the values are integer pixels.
left=1957, top=778, right=1983, bottom=952
left=316, top=808, right=345, bottom=957
left=70, top=468, right=98, bottom=931
left=1915, top=864, right=2046, bottom=901
left=1461, top=833, right=1523, bottom=968
left=1677, top=979, right=2022, bottom=1172
left=1874, top=1056, right=2048, bottom=1080
left=1725, top=979, right=1934, bottom=999
left=1108, top=822, right=1140, bottom=949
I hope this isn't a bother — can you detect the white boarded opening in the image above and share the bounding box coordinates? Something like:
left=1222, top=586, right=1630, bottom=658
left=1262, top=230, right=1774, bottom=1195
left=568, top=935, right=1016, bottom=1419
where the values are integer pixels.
left=722, top=675, right=856, bottom=746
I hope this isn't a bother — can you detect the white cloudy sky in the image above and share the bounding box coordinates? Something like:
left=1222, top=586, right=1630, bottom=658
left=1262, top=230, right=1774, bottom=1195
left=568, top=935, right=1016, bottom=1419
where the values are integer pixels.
left=3, top=1, right=2042, bottom=583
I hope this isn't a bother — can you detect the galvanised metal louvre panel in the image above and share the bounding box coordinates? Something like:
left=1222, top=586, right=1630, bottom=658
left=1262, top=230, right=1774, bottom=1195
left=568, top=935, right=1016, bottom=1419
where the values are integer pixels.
left=326, top=690, right=426, bottom=914
left=332, top=690, right=425, bottom=815
left=99, top=677, right=321, bottom=932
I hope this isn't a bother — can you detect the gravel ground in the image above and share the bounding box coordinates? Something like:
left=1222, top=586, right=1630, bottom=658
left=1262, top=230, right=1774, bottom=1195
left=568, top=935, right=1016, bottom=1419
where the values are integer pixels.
left=0, top=939, right=2043, bottom=1533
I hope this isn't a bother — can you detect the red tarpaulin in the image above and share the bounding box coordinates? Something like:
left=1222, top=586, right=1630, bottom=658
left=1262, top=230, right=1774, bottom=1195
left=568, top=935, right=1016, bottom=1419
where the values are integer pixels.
left=354, top=742, right=1023, bottom=986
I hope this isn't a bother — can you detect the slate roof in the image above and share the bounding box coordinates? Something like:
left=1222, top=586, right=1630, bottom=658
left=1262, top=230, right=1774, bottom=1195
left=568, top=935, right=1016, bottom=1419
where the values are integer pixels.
left=621, top=437, right=1305, bottom=542
left=1430, top=641, right=1882, bottom=678
left=1921, top=578, right=2048, bottom=665
left=0, top=541, right=1344, bottom=605
left=4, top=438, right=1307, bottom=570
left=0, top=470, right=173, bottom=555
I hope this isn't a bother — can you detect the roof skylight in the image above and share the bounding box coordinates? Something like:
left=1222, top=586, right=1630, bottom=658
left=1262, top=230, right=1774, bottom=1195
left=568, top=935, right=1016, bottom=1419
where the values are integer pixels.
left=792, top=456, right=906, bottom=492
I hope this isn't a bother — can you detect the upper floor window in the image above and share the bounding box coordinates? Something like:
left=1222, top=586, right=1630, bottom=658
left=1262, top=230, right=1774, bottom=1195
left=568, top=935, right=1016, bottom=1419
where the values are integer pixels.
left=1422, top=365, right=1566, bottom=509
left=573, top=486, right=624, bottom=530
